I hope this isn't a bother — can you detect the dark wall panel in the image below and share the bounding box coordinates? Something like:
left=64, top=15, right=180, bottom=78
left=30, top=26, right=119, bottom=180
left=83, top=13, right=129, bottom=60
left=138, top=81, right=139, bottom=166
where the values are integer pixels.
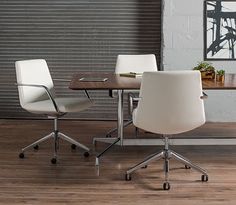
left=0, top=0, right=162, bottom=119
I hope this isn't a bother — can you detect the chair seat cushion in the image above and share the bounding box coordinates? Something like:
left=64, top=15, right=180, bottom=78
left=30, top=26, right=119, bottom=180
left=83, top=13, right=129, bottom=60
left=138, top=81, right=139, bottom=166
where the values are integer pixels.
left=23, top=97, right=93, bottom=115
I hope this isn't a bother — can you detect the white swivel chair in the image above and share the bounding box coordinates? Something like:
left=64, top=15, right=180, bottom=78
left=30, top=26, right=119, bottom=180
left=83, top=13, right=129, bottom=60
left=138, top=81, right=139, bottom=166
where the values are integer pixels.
left=15, top=59, right=93, bottom=164
left=115, top=54, right=158, bottom=74
left=106, top=54, right=158, bottom=137
left=125, top=71, right=208, bottom=190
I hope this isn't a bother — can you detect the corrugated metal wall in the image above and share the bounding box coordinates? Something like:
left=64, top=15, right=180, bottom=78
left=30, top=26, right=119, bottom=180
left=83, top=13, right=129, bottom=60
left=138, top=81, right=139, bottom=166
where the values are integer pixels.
left=0, top=0, right=162, bottom=119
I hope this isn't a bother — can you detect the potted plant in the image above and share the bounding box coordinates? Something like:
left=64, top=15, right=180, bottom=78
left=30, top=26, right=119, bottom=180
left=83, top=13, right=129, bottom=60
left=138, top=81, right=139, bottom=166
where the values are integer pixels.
left=193, top=61, right=215, bottom=80
left=216, top=69, right=225, bottom=82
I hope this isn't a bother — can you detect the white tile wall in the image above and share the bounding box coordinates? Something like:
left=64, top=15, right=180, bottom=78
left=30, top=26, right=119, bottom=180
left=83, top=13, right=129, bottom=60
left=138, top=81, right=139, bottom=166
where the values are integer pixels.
left=171, top=0, right=202, bottom=16
left=163, top=0, right=236, bottom=122
left=164, top=16, right=189, bottom=32
left=173, top=31, right=202, bottom=49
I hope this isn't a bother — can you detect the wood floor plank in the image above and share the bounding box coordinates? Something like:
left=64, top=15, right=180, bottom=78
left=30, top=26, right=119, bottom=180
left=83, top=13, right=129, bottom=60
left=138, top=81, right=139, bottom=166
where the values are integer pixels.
left=1, top=120, right=236, bottom=204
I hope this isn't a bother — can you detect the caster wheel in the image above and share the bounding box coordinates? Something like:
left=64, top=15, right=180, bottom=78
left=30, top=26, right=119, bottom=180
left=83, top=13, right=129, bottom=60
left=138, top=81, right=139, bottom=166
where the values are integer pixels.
left=125, top=174, right=131, bottom=181
left=83, top=152, right=90, bottom=157
left=201, top=174, right=208, bottom=182
left=51, top=158, right=57, bottom=164
left=185, top=165, right=191, bottom=169
left=163, top=182, right=170, bottom=190
left=106, top=134, right=112, bottom=138
left=19, top=152, right=24, bottom=158
left=71, top=144, right=76, bottom=150
left=33, top=145, right=39, bottom=150
left=141, top=165, right=148, bottom=169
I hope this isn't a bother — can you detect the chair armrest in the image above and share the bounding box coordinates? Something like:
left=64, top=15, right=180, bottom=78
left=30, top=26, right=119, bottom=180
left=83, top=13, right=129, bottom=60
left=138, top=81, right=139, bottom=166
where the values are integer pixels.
left=16, top=83, right=60, bottom=113
left=128, top=93, right=141, bottom=114
left=53, top=79, right=91, bottom=100
left=200, top=92, right=208, bottom=100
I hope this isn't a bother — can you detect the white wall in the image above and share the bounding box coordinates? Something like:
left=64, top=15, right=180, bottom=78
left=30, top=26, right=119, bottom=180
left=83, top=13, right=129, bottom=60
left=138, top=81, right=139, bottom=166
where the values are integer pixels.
left=163, top=0, right=236, bottom=122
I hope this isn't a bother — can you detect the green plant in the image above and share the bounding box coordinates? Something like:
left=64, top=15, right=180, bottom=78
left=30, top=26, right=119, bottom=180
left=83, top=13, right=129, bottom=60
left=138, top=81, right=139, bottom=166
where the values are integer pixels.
left=193, top=61, right=215, bottom=72
left=216, top=69, right=225, bottom=76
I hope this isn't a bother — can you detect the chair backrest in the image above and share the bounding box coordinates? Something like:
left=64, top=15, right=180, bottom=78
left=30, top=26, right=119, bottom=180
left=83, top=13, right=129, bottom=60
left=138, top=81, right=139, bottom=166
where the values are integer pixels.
left=133, top=71, right=205, bottom=135
left=115, top=54, right=158, bottom=74
left=15, top=59, right=54, bottom=108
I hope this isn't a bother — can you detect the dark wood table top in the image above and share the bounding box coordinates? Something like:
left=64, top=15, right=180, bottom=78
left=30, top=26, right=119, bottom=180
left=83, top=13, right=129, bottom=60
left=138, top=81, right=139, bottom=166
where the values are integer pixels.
left=69, top=72, right=142, bottom=90
left=69, top=72, right=236, bottom=90
left=202, top=73, right=236, bottom=90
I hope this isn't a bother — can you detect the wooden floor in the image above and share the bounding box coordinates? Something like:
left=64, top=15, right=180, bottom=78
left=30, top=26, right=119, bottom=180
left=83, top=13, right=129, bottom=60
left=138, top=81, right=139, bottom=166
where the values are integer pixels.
left=1, top=120, right=236, bottom=204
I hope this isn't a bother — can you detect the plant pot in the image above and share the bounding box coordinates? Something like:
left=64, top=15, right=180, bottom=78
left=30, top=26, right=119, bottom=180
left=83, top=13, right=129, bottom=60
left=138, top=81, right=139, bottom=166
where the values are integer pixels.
left=216, top=74, right=225, bottom=82
left=200, top=71, right=215, bottom=80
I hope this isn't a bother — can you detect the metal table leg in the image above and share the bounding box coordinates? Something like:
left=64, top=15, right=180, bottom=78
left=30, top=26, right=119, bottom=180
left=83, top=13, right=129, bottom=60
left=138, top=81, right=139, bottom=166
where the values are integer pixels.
left=94, top=90, right=124, bottom=163
left=117, top=90, right=124, bottom=145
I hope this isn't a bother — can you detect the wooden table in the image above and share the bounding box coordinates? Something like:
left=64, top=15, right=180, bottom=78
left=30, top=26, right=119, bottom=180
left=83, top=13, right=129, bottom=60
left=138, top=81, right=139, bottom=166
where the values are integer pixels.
left=70, top=72, right=236, bottom=90
left=70, top=72, right=142, bottom=90
left=70, top=72, right=142, bottom=147
left=70, top=72, right=236, bottom=146
left=202, top=73, right=236, bottom=90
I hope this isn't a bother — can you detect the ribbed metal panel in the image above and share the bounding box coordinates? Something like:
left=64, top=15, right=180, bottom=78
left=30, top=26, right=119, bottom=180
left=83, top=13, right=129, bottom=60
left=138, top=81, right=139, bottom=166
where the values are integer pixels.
left=0, top=0, right=162, bottom=119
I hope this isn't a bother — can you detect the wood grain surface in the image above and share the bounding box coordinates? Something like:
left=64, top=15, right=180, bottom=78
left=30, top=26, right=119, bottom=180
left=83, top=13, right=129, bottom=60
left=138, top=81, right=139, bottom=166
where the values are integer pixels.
left=70, top=72, right=236, bottom=90
left=1, top=120, right=236, bottom=204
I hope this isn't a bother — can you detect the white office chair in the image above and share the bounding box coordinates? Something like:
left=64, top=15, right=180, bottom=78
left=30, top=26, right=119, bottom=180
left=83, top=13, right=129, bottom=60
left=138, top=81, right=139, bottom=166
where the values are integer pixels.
left=125, top=71, right=208, bottom=190
left=15, top=59, right=93, bottom=164
left=115, top=54, right=158, bottom=74
left=106, top=54, right=158, bottom=137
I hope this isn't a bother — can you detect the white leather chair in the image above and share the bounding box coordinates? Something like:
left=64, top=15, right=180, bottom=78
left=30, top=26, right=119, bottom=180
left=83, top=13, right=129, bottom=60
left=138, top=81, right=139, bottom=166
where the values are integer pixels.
left=15, top=59, right=93, bottom=164
left=115, top=54, right=158, bottom=74
left=125, top=71, right=208, bottom=190
left=106, top=54, right=158, bottom=137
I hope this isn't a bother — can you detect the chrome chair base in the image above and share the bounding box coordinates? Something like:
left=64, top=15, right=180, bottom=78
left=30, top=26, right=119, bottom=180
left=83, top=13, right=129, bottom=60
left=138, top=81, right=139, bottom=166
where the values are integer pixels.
left=19, top=118, right=90, bottom=164
left=126, top=136, right=208, bottom=190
